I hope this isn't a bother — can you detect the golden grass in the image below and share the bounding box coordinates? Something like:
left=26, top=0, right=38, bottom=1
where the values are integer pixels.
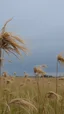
left=46, top=91, right=62, bottom=101
left=57, top=54, right=64, bottom=64
left=9, top=98, right=37, bottom=111
left=0, top=18, right=28, bottom=67
left=0, top=77, right=64, bottom=114
left=56, top=53, right=64, bottom=94
left=34, top=66, right=46, bottom=76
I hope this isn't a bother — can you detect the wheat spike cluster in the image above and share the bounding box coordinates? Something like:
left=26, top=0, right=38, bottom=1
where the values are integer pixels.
left=34, top=65, right=46, bottom=76
left=0, top=18, right=28, bottom=59
left=57, top=54, right=64, bottom=64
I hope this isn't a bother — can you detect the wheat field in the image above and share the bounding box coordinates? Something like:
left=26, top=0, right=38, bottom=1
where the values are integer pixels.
left=0, top=18, right=64, bottom=114
left=0, top=76, right=64, bottom=114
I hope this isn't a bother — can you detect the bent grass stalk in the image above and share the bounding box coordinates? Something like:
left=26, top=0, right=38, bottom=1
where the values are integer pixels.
left=0, top=18, right=28, bottom=76
left=55, top=53, right=64, bottom=114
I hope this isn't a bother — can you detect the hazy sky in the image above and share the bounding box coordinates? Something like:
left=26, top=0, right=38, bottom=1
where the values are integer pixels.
left=0, top=0, right=64, bottom=76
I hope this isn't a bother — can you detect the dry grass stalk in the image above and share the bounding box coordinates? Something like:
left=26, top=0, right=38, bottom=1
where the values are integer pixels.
left=3, top=102, right=11, bottom=114
left=34, top=67, right=42, bottom=74
left=0, top=31, right=28, bottom=56
left=46, top=91, right=62, bottom=101
left=56, top=53, right=64, bottom=93
left=0, top=18, right=28, bottom=76
left=8, top=98, right=37, bottom=111
left=57, top=54, right=64, bottom=64
left=42, top=91, right=62, bottom=114
left=34, top=66, right=46, bottom=77
left=34, top=66, right=43, bottom=113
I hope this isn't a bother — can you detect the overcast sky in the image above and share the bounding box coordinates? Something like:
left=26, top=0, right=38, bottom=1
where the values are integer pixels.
left=0, top=0, right=64, bottom=76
